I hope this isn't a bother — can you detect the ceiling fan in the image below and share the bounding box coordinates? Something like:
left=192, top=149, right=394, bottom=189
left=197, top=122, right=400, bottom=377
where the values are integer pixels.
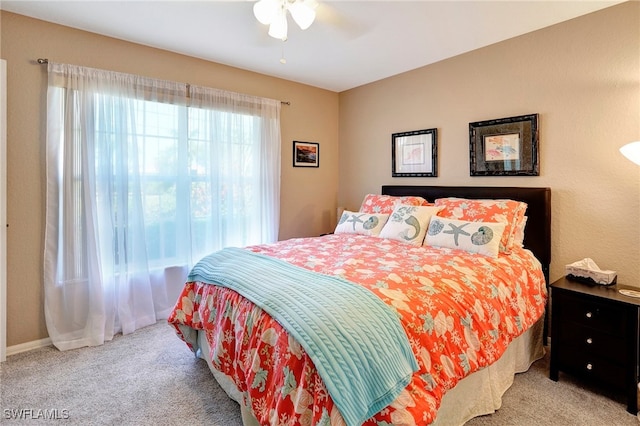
left=253, top=0, right=319, bottom=41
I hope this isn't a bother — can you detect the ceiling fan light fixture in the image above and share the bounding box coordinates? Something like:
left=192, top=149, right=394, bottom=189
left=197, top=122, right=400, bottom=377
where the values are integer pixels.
left=289, top=0, right=317, bottom=30
left=254, top=0, right=317, bottom=40
left=253, top=0, right=279, bottom=25
left=268, top=8, right=288, bottom=40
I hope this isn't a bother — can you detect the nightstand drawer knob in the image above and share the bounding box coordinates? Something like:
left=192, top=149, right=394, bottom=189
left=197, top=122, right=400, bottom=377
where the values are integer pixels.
left=586, top=337, right=593, bottom=344
left=586, top=363, right=593, bottom=370
left=586, top=311, right=593, bottom=318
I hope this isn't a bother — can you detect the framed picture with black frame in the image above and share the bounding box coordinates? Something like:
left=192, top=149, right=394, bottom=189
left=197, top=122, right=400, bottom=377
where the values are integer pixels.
left=293, top=141, right=319, bottom=168
left=469, top=113, right=539, bottom=176
left=391, top=128, right=438, bottom=177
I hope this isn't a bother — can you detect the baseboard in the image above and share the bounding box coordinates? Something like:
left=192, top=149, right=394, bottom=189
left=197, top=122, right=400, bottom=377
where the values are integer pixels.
left=5, top=337, right=53, bottom=358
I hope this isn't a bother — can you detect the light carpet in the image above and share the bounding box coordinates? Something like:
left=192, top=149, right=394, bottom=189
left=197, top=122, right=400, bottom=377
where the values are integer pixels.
left=1, top=322, right=638, bottom=425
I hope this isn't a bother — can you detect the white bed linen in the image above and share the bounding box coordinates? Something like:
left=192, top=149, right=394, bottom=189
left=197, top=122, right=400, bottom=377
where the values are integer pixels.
left=196, top=318, right=545, bottom=426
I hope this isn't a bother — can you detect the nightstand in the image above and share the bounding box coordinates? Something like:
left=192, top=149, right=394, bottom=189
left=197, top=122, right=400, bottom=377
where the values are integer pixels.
left=549, top=276, right=640, bottom=414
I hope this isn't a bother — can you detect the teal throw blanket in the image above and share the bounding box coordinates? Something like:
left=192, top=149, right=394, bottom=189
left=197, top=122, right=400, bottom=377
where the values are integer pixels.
left=188, top=247, right=418, bottom=426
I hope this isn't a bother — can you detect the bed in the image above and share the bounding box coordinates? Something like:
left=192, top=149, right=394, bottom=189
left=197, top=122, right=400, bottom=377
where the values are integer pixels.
left=168, top=185, right=551, bottom=426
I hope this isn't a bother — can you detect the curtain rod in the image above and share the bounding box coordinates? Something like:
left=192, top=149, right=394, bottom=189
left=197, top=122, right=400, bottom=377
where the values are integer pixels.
left=35, top=58, right=291, bottom=105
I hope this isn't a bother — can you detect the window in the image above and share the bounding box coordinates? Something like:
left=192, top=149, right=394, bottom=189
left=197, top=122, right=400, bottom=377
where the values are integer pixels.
left=44, top=63, right=281, bottom=350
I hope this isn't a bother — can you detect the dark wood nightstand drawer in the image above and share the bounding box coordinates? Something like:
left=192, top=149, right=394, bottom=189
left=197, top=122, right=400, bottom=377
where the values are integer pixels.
left=557, top=349, right=626, bottom=388
left=557, top=323, right=627, bottom=363
left=555, top=291, right=627, bottom=337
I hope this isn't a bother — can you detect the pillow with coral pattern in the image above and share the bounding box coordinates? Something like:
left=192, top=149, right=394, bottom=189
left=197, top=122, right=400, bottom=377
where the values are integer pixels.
left=434, top=197, right=526, bottom=253
left=359, top=194, right=429, bottom=215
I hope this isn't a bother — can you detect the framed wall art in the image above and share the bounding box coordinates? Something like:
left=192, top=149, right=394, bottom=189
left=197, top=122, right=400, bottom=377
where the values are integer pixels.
left=293, top=141, right=319, bottom=168
left=469, top=113, right=539, bottom=176
left=391, top=128, right=437, bottom=177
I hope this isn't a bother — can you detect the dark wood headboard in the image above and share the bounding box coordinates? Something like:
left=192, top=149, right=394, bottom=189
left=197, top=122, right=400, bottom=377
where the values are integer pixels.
left=381, top=185, right=551, bottom=282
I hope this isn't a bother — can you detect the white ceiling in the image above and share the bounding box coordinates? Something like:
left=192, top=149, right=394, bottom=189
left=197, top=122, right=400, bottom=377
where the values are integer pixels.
left=1, top=0, right=626, bottom=92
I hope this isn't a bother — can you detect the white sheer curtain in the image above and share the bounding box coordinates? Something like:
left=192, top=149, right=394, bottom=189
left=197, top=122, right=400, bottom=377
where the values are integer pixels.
left=44, top=63, right=281, bottom=351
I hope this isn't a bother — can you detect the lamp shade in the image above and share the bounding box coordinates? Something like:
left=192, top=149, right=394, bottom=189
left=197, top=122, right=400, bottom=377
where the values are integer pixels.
left=620, top=141, right=640, bottom=166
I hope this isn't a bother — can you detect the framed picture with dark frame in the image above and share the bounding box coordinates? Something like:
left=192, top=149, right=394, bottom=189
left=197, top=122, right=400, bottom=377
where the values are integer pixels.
left=293, top=141, right=319, bottom=168
left=392, top=128, right=437, bottom=177
left=469, top=113, right=539, bottom=176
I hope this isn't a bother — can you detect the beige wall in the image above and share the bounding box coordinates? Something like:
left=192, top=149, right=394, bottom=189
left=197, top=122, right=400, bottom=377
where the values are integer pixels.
left=2, top=2, right=639, bottom=348
left=0, top=11, right=339, bottom=346
left=338, top=2, right=640, bottom=287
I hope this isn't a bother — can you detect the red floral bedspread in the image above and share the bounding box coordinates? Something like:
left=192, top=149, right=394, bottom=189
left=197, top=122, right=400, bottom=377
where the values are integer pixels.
left=168, top=234, right=546, bottom=425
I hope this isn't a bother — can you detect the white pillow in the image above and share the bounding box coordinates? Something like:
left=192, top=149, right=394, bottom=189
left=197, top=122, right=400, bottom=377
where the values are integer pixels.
left=334, top=211, right=389, bottom=236
left=379, top=205, right=442, bottom=246
left=424, top=217, right=506, bottom=258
